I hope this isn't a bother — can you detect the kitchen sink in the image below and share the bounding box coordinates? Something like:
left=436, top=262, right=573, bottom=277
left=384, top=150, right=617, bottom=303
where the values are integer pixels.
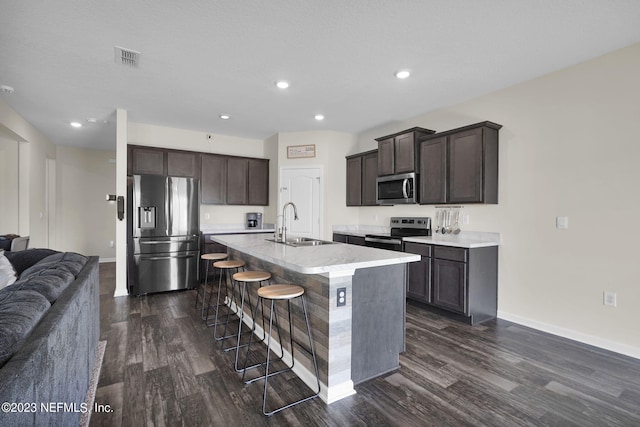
left=266, top=237, right=335, bottom=247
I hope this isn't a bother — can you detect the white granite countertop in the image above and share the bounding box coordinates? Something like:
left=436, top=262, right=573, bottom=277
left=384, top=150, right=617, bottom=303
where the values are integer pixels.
left=403, top=231, right=500, bottom=248
left=202, top=223, right=275, bottom=234
left=210, top=233, right=419, bottom=275
left=333, top=225, right=500, bottom=248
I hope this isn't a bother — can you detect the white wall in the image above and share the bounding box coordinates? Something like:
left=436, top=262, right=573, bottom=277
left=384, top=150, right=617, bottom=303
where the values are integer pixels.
left=0, top=98, right=56, bottom=248
left=0, top=134, right=19, bottom=233
left=276, top=131, right=358, bottom=240
left=55, top=145, right=116, bottom=258
left=355, top=43, right=640, bottom=357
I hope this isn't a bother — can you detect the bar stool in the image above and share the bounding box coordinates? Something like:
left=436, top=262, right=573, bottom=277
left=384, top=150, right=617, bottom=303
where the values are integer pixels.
left=210, top=259, right=246, bottom=341
left=243, top=284, right=320, bottom=416
left=225, top=270, right=271, bottom=372
left=195, top=253, right=228, bottom=321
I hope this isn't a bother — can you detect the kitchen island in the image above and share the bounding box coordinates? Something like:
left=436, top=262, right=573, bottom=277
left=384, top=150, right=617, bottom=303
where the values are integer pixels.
left=209, top=233, right=419, bottom=404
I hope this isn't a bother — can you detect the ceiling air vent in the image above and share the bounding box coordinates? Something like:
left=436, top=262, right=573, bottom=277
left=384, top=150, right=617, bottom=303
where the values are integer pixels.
left=114, top=46, right=140, bottom=68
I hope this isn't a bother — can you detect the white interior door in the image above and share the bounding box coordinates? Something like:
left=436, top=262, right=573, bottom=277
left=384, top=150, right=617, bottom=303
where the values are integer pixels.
left=279, top=167, right=322, bottom=239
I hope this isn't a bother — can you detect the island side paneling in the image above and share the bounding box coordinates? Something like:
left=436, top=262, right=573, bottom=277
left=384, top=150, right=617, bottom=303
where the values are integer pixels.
left=227, top=248, right=353, bottom=397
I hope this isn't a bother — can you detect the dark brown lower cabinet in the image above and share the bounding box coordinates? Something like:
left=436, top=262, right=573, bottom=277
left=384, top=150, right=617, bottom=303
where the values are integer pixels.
left=332, top=233, right=366, bottom=246
left=405, top=242, right=431, bottom=303
left=332, top=233, right=348, bottom=243
left=432, top=258, right=466, bottom=314
left=347, top=235, right=366, bottom=246
left=404, top=241, right=498, bottom=325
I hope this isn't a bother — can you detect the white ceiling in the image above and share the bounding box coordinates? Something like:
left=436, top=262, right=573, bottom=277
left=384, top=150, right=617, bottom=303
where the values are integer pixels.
left=1, top=1, right=639, bottom=151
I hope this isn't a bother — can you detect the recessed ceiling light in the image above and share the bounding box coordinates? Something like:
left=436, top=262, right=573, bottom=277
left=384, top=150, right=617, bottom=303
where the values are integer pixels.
left=275, top=81, right=289, bottom=89
left=314, top=114, right=324, bottom=121
left=70, top=121, right=82, bottom=128
left=395, top=70, right=411, bottom=79
left=0, top=85, right=15, bottom=94
left=87, top=118, right=97, bottom=123
left=219, top=114, right=230, bottom=120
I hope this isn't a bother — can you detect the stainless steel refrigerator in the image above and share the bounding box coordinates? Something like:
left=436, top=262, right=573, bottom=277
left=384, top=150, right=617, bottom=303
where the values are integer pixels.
left=127, top=174, right=200, bottom=295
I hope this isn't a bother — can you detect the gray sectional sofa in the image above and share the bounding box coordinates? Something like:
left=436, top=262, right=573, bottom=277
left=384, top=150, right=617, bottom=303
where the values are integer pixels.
left=0, top=249, right=100, bottom=426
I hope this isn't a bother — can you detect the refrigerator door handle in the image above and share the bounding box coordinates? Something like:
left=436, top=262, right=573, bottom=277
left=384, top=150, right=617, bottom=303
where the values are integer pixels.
left=140, top=254, right=197, bottom=261
left=168, top=177, right=174, bottom=235
left=140, top=239, right=196, bottom=245
left=165, top=178, right=171, bottom=235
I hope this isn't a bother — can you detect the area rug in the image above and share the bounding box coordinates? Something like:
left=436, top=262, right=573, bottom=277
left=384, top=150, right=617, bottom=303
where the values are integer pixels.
left=79, top=340, right=106, bottom=427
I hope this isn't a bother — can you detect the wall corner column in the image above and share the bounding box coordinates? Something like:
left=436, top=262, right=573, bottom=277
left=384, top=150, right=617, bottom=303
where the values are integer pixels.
left=114, top=108, right=128, bottom=297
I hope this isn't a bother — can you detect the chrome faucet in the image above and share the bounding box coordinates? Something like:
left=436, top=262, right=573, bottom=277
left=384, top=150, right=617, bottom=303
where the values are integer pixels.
left=280, top=202, right=299, bottom=242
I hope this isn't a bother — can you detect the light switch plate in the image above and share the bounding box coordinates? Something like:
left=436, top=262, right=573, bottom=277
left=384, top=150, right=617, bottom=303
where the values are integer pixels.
left=556, top=216, right=569, bottom=229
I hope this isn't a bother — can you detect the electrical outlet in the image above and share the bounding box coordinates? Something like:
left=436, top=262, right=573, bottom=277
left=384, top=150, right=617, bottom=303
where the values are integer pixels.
left=337, top=287, right=346, bottom=307
left=603, top=291, right=617, bottom=307
left=109, top=241, right=114, bottom=248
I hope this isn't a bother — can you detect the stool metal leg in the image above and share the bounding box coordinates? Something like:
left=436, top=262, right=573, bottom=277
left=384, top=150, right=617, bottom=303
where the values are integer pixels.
left=261, top=294, right=320, bottom=416
left=241, top=296, right=286, bottom=383
left=218, top=267, right=243, bottom=346
left=213, top=267, right=242, bottom=341
left=232, top=280, right=272, bottom=372
left=197, top=260, right=211, bottom=320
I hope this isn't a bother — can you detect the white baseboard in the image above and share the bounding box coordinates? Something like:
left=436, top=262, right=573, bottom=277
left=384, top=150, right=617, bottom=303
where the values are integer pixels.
left=98, top=257, right=115, bottom=263
left=497, top=310, right=640, bottom=360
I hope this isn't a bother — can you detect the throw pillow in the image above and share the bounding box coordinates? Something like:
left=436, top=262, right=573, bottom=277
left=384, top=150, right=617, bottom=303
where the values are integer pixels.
left=0, top=252, right=17, bottom=290
left=3, top=248, right=59, bottom=276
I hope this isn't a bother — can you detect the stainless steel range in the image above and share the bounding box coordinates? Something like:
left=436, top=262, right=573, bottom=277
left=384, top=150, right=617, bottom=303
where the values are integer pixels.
left=364, top=217, right=431, bottom=251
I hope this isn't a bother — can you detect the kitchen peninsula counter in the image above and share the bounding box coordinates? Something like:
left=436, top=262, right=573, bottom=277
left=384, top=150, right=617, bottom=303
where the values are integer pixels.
left=210, top=233, right=419, bottom=404
left=210, top=233, right=418, bottom=275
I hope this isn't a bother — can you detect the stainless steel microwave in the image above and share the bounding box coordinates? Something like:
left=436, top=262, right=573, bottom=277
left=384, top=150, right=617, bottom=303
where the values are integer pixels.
left=376, top=172, right=418, bottom=205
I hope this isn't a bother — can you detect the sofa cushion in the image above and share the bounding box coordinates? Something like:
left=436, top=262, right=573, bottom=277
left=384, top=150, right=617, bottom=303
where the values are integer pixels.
left=12, top=269, right=76, bottom=303
left=12, top=252, right=88, bottom=303
left=20, top=252, right=87, bottom=280
left=0, top=252, right=17, bottom=290
left=4, top=248, right=59, bottom=276
left=0, top=288, right=51, bottom=368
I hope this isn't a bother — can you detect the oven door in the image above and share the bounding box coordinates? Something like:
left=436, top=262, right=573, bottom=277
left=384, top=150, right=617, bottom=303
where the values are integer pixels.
left=364, top=236, right=403, bottom=251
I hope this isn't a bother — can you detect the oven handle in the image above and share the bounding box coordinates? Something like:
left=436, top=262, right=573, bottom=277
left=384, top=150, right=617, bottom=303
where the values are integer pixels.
left=365, top=237, right=403, bottom=245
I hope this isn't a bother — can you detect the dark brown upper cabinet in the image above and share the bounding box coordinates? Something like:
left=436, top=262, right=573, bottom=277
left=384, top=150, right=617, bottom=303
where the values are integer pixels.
left=201, top=153, right=227, bottom=204
left=419, top=121, right=501, bottom=204
left=248, top=158, right=269, bottom=206
left=226, top=157, right=250, bottom=205
left=128, top=145, right=269, bottom=206
left=167, top=150, right=200, bottom=178
left=224, top=156, right=269, bottom=206
left=346, top=155, right=363, bottom=206
left=128, top=145, right=199, bottom=178
left=376, top=127, right=435, bottom=176
left=419, top=136, right=447, bottom=204
left=346, top=149, right=378, bottom=206
left=128, top=145, right=166, bottom=175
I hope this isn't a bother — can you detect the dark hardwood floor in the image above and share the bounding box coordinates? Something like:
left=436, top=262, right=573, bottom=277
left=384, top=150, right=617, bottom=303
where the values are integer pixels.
left=91, top=263, right=640, bottom=426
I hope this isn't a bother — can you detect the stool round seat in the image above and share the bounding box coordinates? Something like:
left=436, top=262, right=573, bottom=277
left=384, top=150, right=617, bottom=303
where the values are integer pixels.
left=233, top=271, right=271, bottom=282
left=258, top=284, right=304, bottom=300
left=201, top=252, right=228, bottom=261
left=214, top=260, right=245, bottom=269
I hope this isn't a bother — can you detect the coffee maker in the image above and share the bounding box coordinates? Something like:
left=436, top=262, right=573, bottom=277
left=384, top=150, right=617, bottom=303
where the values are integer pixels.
left=246, top=212, right=263, bottom=229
